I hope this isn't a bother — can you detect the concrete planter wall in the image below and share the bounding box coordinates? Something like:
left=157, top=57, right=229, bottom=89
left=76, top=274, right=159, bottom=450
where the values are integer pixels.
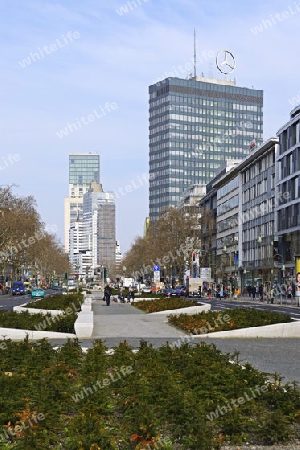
left=150, top=304, right=211, bottom=315
left=74, top=297, right=94, bottom=338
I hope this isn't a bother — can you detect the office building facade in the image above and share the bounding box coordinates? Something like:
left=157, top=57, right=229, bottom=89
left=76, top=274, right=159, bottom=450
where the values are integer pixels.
left=204, top=138, right=277, bottom=290
left=82, top=181, right=116, bottom=274
left=149, top=76, right=263, bottom=221
left=277, top=106, right=300, bottom=281
left=64, top=152, right=100, bottom=252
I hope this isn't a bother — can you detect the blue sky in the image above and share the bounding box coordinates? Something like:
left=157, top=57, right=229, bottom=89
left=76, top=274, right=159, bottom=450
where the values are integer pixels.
left=1, top=0, right=299, bottom=254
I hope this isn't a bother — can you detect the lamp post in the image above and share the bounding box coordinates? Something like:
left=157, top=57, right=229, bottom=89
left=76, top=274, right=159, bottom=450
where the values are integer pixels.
left=122, top=266, right=126, bottom=287
left=223, top=245, right=232, bottom=297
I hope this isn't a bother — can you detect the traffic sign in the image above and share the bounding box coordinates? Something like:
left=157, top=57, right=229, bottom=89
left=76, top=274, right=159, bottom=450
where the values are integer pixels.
left=153, top=265, right=160, bottom=271
left=153, top=271, right=160, bottom=282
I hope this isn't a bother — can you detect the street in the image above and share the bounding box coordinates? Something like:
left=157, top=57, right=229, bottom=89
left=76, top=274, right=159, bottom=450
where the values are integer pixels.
left=0, top=290, right=54, bottom=311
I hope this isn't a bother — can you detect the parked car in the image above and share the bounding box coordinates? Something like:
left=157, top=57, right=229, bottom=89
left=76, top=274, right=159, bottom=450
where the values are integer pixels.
left=163, top=288, right=181, bottom=298
left=31, top=287, right=45, bottom=299
left=141, top=286, right=152, bottom=294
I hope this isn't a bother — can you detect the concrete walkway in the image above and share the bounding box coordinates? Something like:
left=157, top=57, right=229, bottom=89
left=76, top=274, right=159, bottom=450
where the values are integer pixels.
left=92, top=300, right=188, bottom=339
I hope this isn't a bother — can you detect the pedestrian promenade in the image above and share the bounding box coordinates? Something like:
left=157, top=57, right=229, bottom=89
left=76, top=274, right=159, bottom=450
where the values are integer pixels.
left=92, top=299, right=187, bottom=339
left=89, top=297, right=300, bottom=384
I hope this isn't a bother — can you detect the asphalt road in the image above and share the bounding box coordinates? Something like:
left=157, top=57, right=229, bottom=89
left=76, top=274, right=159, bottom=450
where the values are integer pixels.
left=0, top=289, right=56, bottom=310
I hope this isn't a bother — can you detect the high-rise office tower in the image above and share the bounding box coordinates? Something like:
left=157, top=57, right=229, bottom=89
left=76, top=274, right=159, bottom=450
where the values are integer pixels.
left=64, top=152, right=100, bottom=252
left=149, top=76, right=263, bottom=221
left=83, top=181, right=116, bottom=273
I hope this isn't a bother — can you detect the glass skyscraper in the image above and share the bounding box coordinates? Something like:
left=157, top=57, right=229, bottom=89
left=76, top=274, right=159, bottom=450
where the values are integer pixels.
left=64, top=152, right=100, bottom=252
left=69, top=153, right=100, bottom=198
left=149, top=76, right=263, bottom=221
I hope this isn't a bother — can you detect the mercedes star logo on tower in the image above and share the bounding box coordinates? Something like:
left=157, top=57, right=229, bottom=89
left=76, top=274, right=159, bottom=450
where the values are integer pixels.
left=216, top=50, right=236, bottom=74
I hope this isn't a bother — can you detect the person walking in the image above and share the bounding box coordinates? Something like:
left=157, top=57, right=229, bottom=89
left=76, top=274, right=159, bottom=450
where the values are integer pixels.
left=104, top=283, right=112, bottom=306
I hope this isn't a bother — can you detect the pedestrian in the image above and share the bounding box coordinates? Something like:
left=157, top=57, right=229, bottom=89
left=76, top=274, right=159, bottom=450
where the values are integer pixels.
left=295, top=272, right=300, bottom=306
left=247, top=285, right=252, bottom=298
left=104, top=283, right=112, bottom=306
left=127, top=286, right=135, bottom=303
left=258, top=284, right=263, bottom=302
left=270, top=286, right=275, bottom=304
left=118, top=287, right=125, bottom=303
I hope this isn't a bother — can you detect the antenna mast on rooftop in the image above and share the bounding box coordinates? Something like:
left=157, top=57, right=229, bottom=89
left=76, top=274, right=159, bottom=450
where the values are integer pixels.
left=194, top=28, right=197, bottom=78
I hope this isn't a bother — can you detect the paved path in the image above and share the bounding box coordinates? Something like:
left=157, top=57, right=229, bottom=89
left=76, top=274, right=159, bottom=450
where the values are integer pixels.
left=92, top=300, right=187, bottom=339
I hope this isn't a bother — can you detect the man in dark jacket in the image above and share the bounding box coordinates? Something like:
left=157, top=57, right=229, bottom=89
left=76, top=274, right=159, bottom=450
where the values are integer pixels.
left=104, top=283, right=112, bottom=306
left=127, top=287, right=135, bottom=303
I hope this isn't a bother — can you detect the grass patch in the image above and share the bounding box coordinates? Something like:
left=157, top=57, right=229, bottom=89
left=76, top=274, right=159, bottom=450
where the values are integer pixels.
left=133, top=298, right=199, bottom=313
left=168, top=308, right=293, bottom=334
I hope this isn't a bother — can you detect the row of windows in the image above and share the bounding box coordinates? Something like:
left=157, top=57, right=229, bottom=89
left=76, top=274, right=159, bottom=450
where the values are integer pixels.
left=278, top=203, right=300, bottom=230
left=279, top=177, right=300, bottom=203
left=242, top=245, right=272, bottom=262
left=279, top=121, right=300, bottom=154
left=243, top=178, right=269, bottom=202
left=242, top=198, right=274, bottom=221
left=243, top=151, right=275, bottom=183
left=243, top=222, right=274, bottom=243
left=278, top=148, right=300, bottom=178
left=150, top=125, right=255, bottom=140
left=167, top=119, right=252, bottom=130
left=217, top=194, right=239, bottom=215
left=149, top=134, right=257, bottom=146
left=217, top=214, right=238, bottom=233
left=150, top=94, right=262, bottom=111
left=150, top=162, right=222, bottom=173
left=217, top=177, right=239, bottom=200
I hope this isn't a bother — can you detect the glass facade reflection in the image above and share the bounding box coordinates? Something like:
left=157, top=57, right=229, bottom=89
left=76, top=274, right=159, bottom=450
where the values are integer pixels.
left=69, top=153, right=100, bottom=197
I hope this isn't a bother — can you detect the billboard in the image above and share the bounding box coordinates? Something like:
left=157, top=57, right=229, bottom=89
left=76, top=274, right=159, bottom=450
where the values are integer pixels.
left=295, top=256, right=300, bottom=298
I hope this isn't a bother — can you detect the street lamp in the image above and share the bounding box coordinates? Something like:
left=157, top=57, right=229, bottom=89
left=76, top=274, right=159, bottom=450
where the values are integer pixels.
left=222, top=245, right=232, bottom=297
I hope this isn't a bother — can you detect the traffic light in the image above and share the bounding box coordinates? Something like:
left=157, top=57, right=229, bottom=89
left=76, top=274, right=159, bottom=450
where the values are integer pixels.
left=103, top=268, right=107, bottom=279
left=64, top=272, right=68, bottom=280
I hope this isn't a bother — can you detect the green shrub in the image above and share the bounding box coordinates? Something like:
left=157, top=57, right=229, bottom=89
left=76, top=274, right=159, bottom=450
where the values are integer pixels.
left=26, top=292, right=83, bottom=311
left=0, top=339, right=298, bottom=449
left=0, top=310, right=77, bottom=333
left=168, top=308, right=293, bottom=334
left=133, top=298, right=199, bottom=313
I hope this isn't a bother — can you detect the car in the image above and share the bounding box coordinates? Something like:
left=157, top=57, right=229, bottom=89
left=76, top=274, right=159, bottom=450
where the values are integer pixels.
left=141, top=286, right=152, bottom=294
left=31, top=287, right=45, bottom=299
left=163, top=288, right=181, bottom=298
left=24, top=282, right=32, bottom=294
left=12, top=281, right=26, bottom=295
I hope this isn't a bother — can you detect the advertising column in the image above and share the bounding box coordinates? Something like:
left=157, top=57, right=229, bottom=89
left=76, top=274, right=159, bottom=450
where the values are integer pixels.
left=295, top=256, right=300, bottom=306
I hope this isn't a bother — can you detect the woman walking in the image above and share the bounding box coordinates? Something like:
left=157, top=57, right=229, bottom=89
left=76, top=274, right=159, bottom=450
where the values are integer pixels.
left=104, top=283, right=112, bottom=306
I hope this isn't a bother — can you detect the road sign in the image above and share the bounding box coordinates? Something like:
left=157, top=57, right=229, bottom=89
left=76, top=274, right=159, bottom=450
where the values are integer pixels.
left=153, top=265, right=160, bottom=271
left=153, top=271, right=160, bottom=282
